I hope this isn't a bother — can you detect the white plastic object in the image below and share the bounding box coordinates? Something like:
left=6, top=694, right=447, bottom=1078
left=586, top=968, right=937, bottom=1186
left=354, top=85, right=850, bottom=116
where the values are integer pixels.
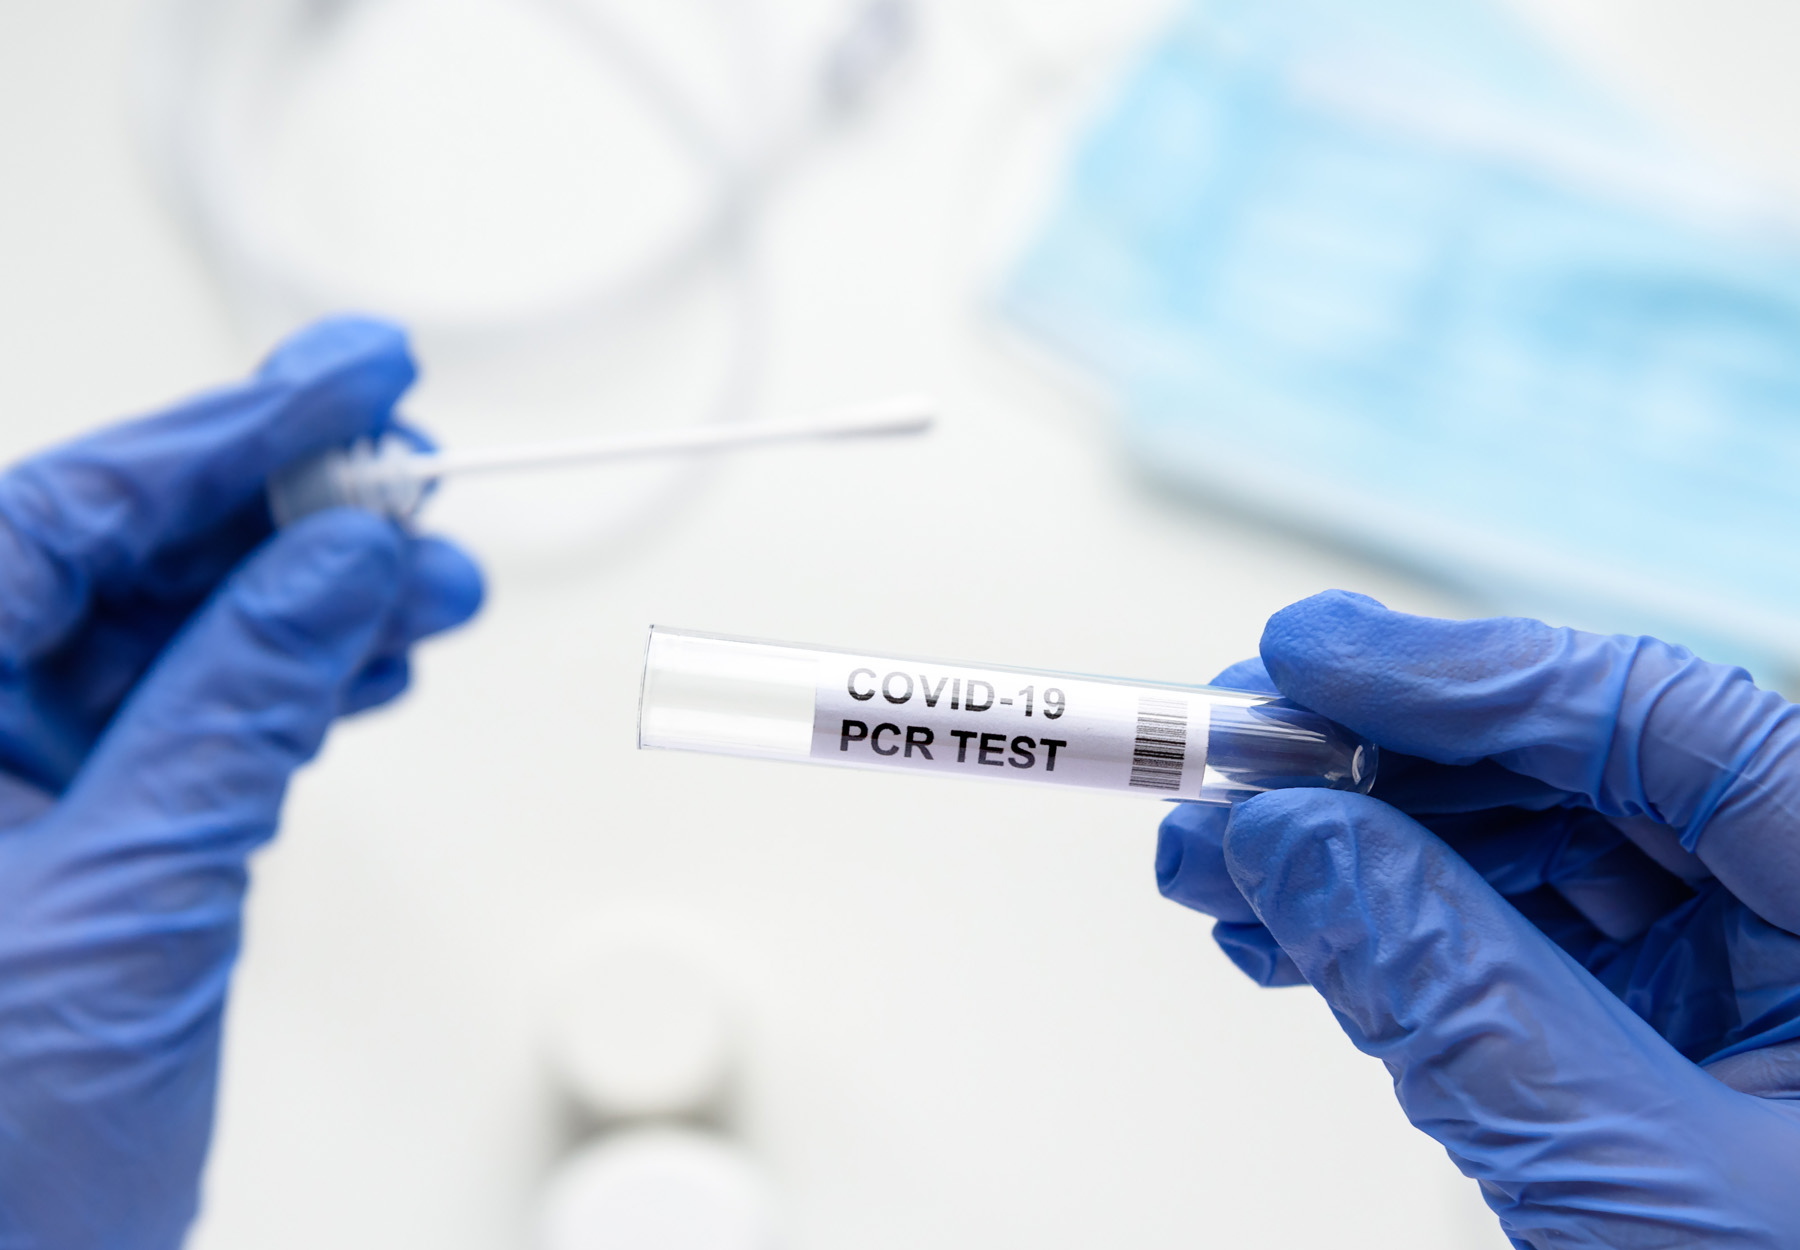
left=546, top=942, right=736, bottom=1124
left=266, top=396, right=935, bottom=526
left=537, top=1129, right=775, bottom=1250
left=639, top=628, right=1378, bottom=804
left=265, top=438, right=434, bottom=527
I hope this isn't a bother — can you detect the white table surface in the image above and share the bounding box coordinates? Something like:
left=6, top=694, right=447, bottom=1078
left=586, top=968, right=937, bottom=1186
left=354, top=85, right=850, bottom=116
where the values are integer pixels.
left=2, top=2, right=1795, bottom=1246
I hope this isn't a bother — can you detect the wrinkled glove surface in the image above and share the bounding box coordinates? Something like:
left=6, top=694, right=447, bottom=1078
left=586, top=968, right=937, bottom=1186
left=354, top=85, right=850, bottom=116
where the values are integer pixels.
left=0, top=318, right=483, bottom=1249
left=1159, top=591, right=1800, bottom=1249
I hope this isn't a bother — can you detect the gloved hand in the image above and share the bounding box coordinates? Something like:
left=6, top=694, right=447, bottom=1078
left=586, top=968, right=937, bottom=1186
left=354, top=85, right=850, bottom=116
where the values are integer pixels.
left=0, top=318, right=483, bottom=1249
left=1157, top=591, right=1800, bottom=1249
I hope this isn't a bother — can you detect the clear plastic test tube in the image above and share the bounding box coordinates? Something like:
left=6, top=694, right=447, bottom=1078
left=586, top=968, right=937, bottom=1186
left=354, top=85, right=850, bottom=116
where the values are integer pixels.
left=638, top=628, right=1376, bottom=804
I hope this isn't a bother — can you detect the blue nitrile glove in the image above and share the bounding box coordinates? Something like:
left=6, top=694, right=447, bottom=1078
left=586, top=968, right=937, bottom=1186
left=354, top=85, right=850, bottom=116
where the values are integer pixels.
left=1157, top=590, right=1800, bottom=1249
left=0, top=317, right=483, bottom=1250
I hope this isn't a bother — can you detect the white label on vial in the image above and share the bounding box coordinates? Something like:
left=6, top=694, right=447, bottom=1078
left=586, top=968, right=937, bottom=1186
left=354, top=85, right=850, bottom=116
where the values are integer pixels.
left=810, top=657, right=1210, bottom=798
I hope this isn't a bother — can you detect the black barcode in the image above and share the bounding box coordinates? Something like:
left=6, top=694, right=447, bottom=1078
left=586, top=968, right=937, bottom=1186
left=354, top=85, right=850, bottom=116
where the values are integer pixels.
left=1128, top=695, right=1189, bottom=791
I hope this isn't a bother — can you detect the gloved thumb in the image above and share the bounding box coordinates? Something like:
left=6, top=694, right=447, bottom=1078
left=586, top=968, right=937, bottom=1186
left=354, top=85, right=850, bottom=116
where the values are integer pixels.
left=60, top=508, right=405, bottom=844
left=1222, top=789, right=1789, bottom=1243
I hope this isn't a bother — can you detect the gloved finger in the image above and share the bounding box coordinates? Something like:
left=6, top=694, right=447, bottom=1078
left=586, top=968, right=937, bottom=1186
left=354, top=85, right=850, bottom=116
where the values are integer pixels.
left=1212, top=640, right=1569, bottom=814
left=1703, top=1039, right=1800, bottom=1099
left=1261, top=591, right=1800, bottom=932
left=21, top=421, right=458, bottom=725
left=94, top=494, right=276, bottom=615
left=1155, top=657, right=1277, bottom=923
left=1229, top=649, right=1573, bottom=815
left=1157, top=657, right=1296, bottom=978
left=1503, top=885, right=1615, bottom=970
left=335, top=535, right=483, bottom=718
left=1212, top=920, right=1307, bottom=986
left=1158, top=803, right=1305, bottom=983
left=0, top=773, right=53, bottom=828
left=58, top=508, right=407, bottom=841
left=1420, top=807, right=1693, bottom=944
left=1533, top=822, right=1694, bottom=944
left=1371, top=756, right=1710, bottom=894
left=1158, top=802, right=1259, bottom=922
left=1158, top=801, right=1670, bottom=983
left=1222, top=788, right=1776, bottom=1240
left=1374, top=754, right=1708, bottom=886
left=342, top=654, right=411, bottom=716
left=0, top=510, right=409, bottom=1246
left=0, top=502, right=280, bottom=793
left=2, top=464, right=478, bottom=788
left=371, top=535, right=485, bottom=656
left=1371, top=752, right=1571, bottom=814
left=1165, top=650, right=1685, bottom=954
left=0, top=317, right=415, bottom=668
left=1207, top=657, right=1277, bottom=694
left=0, top=509, right=448, bottom=798
left=1180, top=655, right=1662, bottom=934
left=1606, top=813, right=1711, bottom=883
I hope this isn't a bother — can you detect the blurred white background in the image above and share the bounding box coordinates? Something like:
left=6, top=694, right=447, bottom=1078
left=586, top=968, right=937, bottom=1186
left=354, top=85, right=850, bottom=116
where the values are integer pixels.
left=1, top=1, right=1797, bottom=1246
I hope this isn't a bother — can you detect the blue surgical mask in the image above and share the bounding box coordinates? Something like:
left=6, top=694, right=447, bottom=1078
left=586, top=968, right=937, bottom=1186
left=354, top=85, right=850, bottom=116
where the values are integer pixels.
left=1004, top=0, right=1800, bottom=679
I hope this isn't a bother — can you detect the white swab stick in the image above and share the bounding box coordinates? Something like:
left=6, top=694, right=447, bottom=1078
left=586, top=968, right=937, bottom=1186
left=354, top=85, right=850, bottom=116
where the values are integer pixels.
left=403, top=396, right=937, bottom=482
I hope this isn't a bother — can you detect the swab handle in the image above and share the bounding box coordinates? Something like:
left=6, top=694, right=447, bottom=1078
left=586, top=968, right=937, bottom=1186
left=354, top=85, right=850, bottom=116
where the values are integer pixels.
left=414, top=397, right=936, bottom=480
left=265, top=397, right=938, bottom=527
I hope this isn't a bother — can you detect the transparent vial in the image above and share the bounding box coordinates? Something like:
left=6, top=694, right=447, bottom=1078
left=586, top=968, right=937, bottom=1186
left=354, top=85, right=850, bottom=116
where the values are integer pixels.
left=639, top=628, right=1376, bottom=805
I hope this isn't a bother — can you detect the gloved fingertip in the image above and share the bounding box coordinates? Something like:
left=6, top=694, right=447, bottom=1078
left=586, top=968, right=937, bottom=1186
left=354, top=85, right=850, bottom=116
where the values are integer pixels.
left=387, top=417, right=439, bottom=454
left=1157, top=802, right=1260, bottom=922
left=236, top=509, right=406, bottom=643
left=1155, top=811, right=1186, bottom=893
left=259, top=315, right=413, bottom=384
left=1272, top=590, right=1387, bottom=624
left=1209, top=656, right=1277, bottom=693
left=1258, top=590, right=1390, bottom=694
left=1220, top=788, right=1373, bottom=920
left=256, top=316, right=418, bottom=435
left=1213, top=920, right=1308, bottom=987
left=342, top=653, right=412, bottom=715
left=401, top=536, right=485, bottom=639
left=70, top=508, right=412, bottom=819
